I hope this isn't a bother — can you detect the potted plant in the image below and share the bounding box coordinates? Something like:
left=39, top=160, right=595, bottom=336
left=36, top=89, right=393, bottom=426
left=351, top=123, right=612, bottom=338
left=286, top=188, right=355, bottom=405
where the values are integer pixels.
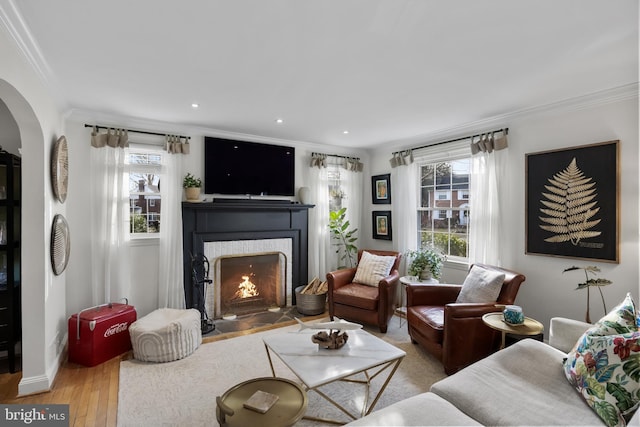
left=183, top=173, right=202, bottom=202
left=406, top=247, right=446, bottom=280
left=328, top=207, right=358, bottom=269
left=563, top=265, right=612, bottom=323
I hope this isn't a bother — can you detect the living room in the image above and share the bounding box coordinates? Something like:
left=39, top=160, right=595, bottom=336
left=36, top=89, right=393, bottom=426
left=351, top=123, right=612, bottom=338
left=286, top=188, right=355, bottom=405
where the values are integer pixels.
left=0, top=0, right=638, bottom=423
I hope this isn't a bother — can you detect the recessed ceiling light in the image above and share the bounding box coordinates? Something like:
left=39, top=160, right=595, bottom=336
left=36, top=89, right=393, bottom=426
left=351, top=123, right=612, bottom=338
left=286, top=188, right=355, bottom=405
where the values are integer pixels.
left=275, top=118, right=284, bottom=124
left=343, top=130, right=349, bottom=134
left=191, top=103, right=199, bottom=108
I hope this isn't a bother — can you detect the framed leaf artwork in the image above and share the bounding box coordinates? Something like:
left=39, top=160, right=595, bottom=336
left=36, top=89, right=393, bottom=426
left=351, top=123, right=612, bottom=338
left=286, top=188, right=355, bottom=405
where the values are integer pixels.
left=525, top=140, right=619, bottom=263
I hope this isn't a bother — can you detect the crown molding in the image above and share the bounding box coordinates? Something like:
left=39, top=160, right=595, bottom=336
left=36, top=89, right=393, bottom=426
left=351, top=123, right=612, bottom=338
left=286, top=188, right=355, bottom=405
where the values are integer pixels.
left=0, top=0, right=67, bottom=111
left=380, top=82, right=639, bottom=154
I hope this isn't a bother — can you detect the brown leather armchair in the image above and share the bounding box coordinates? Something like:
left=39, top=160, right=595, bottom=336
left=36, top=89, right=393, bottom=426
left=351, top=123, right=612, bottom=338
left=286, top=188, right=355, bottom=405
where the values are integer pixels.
left=406, top=263, right=525, bottom=374
left=327, top=250, right=402, bottom=333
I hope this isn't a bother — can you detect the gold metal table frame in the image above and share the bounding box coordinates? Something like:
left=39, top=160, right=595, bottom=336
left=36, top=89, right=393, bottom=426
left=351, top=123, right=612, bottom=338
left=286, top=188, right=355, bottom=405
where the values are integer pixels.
left=263, top=331, right=405, bottom=425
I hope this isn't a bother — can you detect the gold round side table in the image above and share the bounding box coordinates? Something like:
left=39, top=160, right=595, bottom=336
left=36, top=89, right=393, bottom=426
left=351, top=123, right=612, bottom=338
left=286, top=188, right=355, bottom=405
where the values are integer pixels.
left=216, top=377, right=307, bottom=427
left=482, top=312, right=544, bottom=350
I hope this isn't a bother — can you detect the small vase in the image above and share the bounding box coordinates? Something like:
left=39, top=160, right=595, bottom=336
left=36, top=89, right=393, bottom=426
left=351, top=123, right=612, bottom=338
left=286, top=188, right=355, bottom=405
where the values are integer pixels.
left=185, top=187, right=201, bottom=202
left=298, top=187, right=311, bottom=204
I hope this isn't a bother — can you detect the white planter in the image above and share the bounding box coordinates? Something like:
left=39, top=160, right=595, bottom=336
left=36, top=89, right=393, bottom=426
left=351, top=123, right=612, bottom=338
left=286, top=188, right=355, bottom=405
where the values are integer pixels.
left=298, top=187, right=311, bottom=204
left=419, top=269, right=433, bottom=281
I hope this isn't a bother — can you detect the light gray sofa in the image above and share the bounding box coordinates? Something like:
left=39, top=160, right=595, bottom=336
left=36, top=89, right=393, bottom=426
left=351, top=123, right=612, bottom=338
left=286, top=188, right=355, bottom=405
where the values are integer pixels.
left=346, top=317, right=640, bottom=426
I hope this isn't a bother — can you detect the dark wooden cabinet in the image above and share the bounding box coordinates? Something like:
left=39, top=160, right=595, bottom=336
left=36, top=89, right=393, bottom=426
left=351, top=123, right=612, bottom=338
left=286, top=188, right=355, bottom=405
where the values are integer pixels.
left=0, top=150, right=20, bottom=372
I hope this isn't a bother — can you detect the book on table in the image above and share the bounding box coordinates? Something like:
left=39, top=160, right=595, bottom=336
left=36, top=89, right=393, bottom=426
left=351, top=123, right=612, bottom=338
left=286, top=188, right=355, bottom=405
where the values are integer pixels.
left=243, top=390, right=280, bottom=414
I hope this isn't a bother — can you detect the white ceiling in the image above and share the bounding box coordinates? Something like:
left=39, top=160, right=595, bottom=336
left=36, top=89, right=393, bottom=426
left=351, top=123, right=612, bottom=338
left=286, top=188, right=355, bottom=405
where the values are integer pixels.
left=4, top=0, right=639, bottom=149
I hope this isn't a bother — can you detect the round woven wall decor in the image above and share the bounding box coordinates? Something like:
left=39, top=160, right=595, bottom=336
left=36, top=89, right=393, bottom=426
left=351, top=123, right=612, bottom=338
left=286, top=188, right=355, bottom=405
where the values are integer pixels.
left=51, top=214, right=70, bottom=275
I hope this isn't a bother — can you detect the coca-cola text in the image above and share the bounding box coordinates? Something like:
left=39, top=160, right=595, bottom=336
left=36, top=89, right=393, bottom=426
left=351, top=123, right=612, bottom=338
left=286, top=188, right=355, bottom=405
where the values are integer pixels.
left=104, top=322, right=128, bottom=337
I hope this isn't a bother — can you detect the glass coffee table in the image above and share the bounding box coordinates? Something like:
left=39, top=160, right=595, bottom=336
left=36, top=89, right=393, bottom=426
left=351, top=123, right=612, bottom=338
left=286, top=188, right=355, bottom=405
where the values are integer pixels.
left=263, top=329, right=406, bottom=424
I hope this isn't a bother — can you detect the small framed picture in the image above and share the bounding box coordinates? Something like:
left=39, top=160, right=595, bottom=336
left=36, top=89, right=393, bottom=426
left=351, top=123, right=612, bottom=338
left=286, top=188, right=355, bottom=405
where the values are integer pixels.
left=372, top=174, right=391, bottom=204
left=372, top=210, right=392, bottom=240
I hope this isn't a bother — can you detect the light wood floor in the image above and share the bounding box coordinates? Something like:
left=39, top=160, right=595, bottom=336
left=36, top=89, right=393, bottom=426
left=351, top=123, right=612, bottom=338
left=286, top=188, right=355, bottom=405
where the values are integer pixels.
left=0, top=314, right=325, bottom=427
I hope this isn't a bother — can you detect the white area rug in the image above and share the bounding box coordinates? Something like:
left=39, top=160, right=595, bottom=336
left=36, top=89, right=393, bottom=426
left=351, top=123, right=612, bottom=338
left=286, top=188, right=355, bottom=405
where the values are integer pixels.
left=117, top=317, right=445, bottom=426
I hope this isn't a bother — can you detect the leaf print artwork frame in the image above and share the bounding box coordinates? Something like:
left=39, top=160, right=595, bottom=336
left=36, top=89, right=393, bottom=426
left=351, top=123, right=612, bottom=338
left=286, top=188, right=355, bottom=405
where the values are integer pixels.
left=525, top=140, right=619, bottom=263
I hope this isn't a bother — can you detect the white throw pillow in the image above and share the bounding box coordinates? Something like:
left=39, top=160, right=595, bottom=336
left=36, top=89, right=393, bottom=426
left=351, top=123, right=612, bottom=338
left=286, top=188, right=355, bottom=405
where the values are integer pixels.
left=352, top=251, right=397, bottom=287
left=455, top=265, right=505, bottom=303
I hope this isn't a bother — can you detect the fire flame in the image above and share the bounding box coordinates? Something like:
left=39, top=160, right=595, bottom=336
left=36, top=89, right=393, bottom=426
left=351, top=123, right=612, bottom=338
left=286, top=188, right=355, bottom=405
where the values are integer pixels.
left=234, top=275, right=259, bottom=299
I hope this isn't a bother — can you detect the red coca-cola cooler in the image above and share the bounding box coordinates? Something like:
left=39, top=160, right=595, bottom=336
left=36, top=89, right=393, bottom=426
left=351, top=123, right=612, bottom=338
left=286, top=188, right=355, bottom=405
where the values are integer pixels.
left=68, top=301, right=137, bottom=366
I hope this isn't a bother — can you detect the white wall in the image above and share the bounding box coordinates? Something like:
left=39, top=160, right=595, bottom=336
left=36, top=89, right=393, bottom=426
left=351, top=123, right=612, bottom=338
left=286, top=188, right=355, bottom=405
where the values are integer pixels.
left=64, top=118, right=368, bottom=320
left=0, top=27, right=66, bottom=394
left=366, top=92, right=639, bottom=331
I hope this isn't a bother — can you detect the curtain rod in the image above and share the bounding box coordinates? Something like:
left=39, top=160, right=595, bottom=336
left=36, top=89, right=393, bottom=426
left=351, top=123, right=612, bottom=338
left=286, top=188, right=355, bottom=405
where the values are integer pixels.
left=84, top=124, right=191, bottom=140
left=312, top=152, right=360, bottom=161
left=392, top=127, right=508, bottom=156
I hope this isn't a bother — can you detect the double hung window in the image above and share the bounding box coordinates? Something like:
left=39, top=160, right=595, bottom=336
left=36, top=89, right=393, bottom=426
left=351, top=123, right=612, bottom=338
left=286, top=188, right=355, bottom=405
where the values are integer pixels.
left=127, top=148, right=162, bottom=237
left=417, top=156, right=471, bottom=260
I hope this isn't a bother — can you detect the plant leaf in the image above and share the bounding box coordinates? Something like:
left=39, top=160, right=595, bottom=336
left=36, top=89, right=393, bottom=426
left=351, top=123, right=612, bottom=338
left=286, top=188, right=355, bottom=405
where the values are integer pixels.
left=539, top=158, right=602, bottom=246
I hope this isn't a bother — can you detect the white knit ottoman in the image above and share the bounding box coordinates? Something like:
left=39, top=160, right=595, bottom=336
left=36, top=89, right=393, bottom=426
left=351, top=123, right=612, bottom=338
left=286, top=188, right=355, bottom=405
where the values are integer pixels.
left=129, top=308, right=202, bottom=363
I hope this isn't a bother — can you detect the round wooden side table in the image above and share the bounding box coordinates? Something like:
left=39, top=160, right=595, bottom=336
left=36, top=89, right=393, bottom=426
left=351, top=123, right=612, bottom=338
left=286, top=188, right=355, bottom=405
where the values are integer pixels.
left=482, top=312, right=544, bottom=349
left=216, top=377, right=307, bottom=427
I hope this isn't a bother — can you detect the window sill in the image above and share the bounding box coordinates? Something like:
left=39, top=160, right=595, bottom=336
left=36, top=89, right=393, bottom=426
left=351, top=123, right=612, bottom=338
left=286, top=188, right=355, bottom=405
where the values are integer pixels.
left=444, top=258, right=469, bottom=272
left=130, top=236, right=160, bottom=247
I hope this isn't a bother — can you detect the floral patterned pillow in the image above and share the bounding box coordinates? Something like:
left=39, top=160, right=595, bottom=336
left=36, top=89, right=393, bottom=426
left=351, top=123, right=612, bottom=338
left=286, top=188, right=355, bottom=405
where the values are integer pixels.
left=563, top=293, right=640, bottom=426
left=587, top=293, right=638, bottom=336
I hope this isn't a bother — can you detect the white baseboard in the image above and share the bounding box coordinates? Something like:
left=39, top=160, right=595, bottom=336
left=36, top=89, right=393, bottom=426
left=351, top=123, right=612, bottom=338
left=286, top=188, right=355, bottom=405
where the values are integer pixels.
left=18, top=333, right=66, bottom=396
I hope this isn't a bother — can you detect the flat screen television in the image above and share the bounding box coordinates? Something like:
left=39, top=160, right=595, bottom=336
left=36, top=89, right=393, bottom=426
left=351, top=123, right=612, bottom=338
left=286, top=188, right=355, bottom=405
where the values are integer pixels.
left=204, top=136, right=295, bottom=196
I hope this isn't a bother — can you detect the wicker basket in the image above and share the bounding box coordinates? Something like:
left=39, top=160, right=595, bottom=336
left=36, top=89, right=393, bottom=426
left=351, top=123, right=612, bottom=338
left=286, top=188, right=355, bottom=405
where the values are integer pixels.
left=294, top=285, right=327, bottom=315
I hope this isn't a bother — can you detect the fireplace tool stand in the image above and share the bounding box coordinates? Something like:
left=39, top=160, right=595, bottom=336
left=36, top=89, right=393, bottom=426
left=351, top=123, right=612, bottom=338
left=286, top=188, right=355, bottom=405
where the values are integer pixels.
left=191, top=253, right=215, bottom=334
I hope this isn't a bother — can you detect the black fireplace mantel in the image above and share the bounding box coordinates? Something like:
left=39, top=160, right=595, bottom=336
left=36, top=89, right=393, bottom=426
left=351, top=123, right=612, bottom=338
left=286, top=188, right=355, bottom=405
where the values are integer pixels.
left=182, top=200, right=313, bottom=309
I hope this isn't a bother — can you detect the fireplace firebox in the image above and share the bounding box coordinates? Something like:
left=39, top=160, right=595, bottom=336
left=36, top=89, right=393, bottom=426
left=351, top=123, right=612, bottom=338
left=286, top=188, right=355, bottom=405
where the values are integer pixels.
left=215, top=252, right=287, bottom=318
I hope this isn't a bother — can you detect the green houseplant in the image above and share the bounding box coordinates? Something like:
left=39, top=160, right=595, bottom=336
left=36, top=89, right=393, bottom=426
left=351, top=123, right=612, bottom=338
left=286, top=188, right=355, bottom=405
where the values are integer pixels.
left=563, top=265, right=612, bottom=323
left=406, top=247, right=446, bottom=280
left=183, top=173, right=202, bottom=202
left=183, top=173, right=202, bottom=188
left=328, top=207, right=358, bottom=269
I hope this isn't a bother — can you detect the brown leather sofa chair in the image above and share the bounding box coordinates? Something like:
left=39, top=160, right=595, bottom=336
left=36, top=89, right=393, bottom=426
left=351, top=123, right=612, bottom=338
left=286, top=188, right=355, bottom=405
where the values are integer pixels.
left=406, top=263, right=525, bottom=374
left=327, top=250, right=402, bottom=333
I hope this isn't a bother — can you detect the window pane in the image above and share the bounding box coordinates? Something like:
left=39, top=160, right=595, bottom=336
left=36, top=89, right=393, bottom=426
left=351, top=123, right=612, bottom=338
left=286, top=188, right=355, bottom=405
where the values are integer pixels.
left=328, top=165, right=344, bottom=212
left=434, top=162, right=452, bottom=187
left=128, top=152, right=161, bottom=166
left=421, top=165, right=434, bottom=186
left=130, top=197, right=161, bottom=234
left=129, top=172, right=160, bottom=194
left=420, top=187, right=433, bottom=208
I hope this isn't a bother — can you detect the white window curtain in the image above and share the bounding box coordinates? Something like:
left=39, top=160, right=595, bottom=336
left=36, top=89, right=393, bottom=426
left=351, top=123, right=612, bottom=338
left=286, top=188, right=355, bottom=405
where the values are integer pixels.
left=307, top=155, right=330, bottom=280
left=90, top=128, right=131, bottom=304
left=469, top=132, right=509, bottom=265
left=307, top=153, right=364, bottom=278
left=341, top=166, right=363, bottom=261
left=392, top=155, right=418, bottom=262
left=158, top=136, right=187, bottom=308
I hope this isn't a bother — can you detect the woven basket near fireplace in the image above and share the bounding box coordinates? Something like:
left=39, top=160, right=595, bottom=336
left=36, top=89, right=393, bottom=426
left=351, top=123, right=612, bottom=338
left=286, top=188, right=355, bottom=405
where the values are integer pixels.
left=295, top=285, right=327, bottom=316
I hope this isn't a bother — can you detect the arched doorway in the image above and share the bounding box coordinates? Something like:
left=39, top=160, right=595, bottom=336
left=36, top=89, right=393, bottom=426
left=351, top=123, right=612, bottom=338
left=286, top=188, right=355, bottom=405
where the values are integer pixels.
left=0, top=78, right=47, bottom=393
